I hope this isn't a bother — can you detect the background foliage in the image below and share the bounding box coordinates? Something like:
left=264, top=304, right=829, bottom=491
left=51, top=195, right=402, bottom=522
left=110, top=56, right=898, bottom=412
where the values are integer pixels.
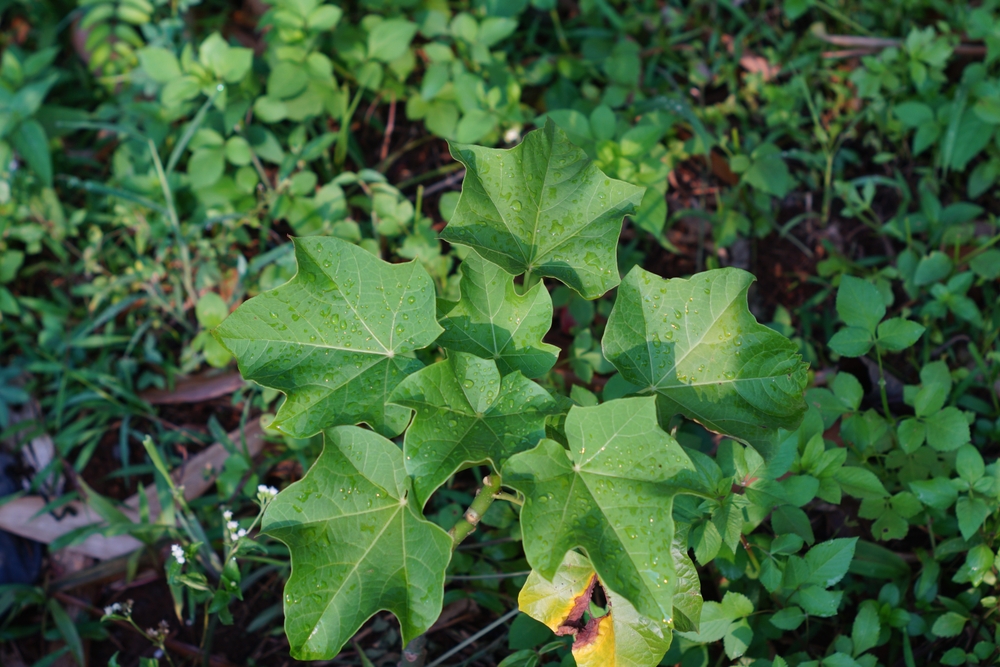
left=1, top=0, right=999, bottom=665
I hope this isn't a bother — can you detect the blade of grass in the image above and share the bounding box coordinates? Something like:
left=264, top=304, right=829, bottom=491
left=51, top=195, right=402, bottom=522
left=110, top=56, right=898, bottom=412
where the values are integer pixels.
left=47, top=599, right=85, bottom=667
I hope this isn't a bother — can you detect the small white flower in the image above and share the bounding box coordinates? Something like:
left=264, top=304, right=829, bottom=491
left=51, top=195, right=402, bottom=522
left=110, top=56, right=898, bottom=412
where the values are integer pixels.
left=103, top=603, right=121, bottom=616
left=170, top=544, right=186, bottom=565
left=504, top=126, right=522, bottom=144
left=256, top=484, right=278, bottom=503
left=236, top=528, right=247, bottom=538
left=222, top=509, right=233, bottom=521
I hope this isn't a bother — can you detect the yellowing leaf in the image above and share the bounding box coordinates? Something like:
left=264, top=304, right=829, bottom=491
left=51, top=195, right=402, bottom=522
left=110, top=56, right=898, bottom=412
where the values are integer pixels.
left=519, top=551, right=672, bottom=667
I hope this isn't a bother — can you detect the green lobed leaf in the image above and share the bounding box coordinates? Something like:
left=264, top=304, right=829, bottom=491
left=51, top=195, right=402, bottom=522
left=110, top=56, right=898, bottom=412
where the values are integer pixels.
left=677, top=591, right=752, bottom=645
left=691, top=520, right=722, bottom=565
left=367, top=19, right=418, bottom=63
left=723, top=619, right=753, bottom=660
left=896, top=418, right=925, bottom=453
left=914, top=251, right=953, bottom=286
left=503, top=397, right=694, bottom=626
left=437, top=251, right=559, bottom=378
left=137, top=46, right=182, bottom=83
left=770, top=606, right=805, bottom=630
left=602, top=266, right=808, bottom=459
left=441, top=120, right=645, bottom=299
left=262, top=426, right=452, bottom=660
left=793, top=585, right=842, bottom=617
left=389, top=352, right=556, bottom=506
left=215, top=237, right=442, bottom=438
left=956, top=444, right=985, bottom=482
left=10, top=119, right=52, bottom=186
left=834, top=467, right=889, bottom=499
left=832, top=372, right=863, bottom=411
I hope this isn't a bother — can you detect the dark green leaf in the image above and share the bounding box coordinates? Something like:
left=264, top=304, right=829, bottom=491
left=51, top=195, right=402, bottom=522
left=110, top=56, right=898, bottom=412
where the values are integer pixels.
left=828, top=327, right=873, bottom=358
left=216, top=237, right=442, bottom=438
left=390, top=352, right=555, bottom=506
left=11, top=119, right=52, bottom=186
left=956, top=495, right=989, bottom=540
left=262, top=426, right=452, bottom=659
left=876, top=318, right=924, bottom=351
left=367, top=19, right=418, bottom=63
left=924, top=407, right=970, bottom=451
left=834, top=467, right=889, bottom=499
left=504, top=397, right=693, bottom=625
left=931, top=612, right=967, bottom=638
left=852, top=601, right=881, bottom=656
left=441, top=121, right=644, bottom=299
left=908, top=478, right=958, bottom=511
left=438, top=251, right=558, bottom=378
left=836, top=276, right=884, bottom=333
left=805, top=537, right=857, bottom=588
left=603, top=266, right=808, bottom=457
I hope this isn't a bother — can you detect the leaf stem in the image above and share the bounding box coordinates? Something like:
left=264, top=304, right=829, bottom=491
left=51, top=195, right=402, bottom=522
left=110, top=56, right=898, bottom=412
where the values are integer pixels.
left=400, top=474, right=507, bottom=666
left=492, top=491, right=523, bottom=506
left=549, top=10, right=571, bottom=54
left=740, top=535, right=761, bottom=576
left=519, top=270, right=540, bottom=296
left=448, top=474, right=502, bottom=547
left=873, top=344, right=894, bottom=423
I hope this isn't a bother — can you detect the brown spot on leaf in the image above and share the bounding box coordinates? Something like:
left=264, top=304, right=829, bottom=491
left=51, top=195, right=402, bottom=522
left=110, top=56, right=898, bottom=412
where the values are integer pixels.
left=555, top=574, right=598, bottom=636
left=572, top=613, right=610, bottom=649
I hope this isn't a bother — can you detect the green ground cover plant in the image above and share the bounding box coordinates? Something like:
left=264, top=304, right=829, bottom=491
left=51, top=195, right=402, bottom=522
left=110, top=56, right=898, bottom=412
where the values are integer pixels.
left=0, top=0, right=998, bottom=666
left=213, top=123, right=812, bottom=664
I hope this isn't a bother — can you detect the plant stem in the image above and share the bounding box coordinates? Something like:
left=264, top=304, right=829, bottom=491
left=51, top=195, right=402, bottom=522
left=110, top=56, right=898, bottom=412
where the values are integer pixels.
left=148, top=139, right=196, bottom=309
left=336, top=86, right=366, bottom=168
left=449, top=474, right=502, bottom=547
left=398, top=474, right=507, bottom=666
left=740, top=535, right=761, bottom=576
left=874, top=345, right=893, bottom=423
left=550, top=10, right=571, bottom=53
left=822, top=152, right=834, bottom=224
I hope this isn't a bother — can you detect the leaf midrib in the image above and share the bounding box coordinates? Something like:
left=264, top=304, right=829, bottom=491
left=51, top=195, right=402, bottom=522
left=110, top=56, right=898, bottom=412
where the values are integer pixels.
left=648, top=278, right=743, bottom=389
left=310, top=503, right=403, bottom=637
left=567, top=467, right=673, bottom=621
